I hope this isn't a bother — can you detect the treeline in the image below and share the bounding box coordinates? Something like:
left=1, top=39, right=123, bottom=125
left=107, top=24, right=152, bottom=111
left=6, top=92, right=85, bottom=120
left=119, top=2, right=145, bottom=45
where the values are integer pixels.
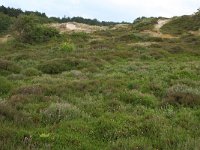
left=0, top=5, right=47, bottom=18
left=50, top=16, right=122, bottom=26
left=0, top=5, right=126, bottom=26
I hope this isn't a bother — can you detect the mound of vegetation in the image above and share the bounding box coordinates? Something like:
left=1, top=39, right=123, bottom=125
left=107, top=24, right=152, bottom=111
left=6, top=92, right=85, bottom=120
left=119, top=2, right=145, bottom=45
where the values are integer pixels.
left=132, top=17, right=158, bottom=31
left=1, top=5, right=200, bottom=150
left=165, top=84, right=200, bottom=107
left=161, top=10, right=200, bottom=35
left=12, top=14, right=60, bottom=43
left=0, top=13, right=13, bottom=34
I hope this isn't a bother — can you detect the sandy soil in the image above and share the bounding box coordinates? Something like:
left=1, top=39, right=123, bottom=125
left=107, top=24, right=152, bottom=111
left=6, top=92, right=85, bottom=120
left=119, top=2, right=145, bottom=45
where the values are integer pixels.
left=0, top=35, right=11, bottom=43
left=154, top=19, right=171, bottom=31
left=50, top=22, right=108, bottom=33
left=141, top=19, right=178, bottom=39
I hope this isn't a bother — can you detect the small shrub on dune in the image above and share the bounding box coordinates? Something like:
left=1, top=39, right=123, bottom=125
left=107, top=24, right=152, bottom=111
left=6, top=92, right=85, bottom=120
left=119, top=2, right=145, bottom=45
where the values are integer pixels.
left=0, top=103, right=31, bottom=126
left=12, top=85, right=45, bottom=95
left=38, top=58, right=89, bottom=74
left=164, top=84, right=200, bottom=107
left=60, top=42, right=75, bottom=52
left=70, top=32, right=90, bottom=42
left=0, top=59, right=21, bottom=73
left=0, top=76, right=13, bottom=95
left=7, top=74, right=25, bottom=81
left=119, top=90, right=158, bottom=108
left=42, top=102, right=82, bottom=124
left=22, top=68, right=41, bottom=77
left=38, top=59, right=66, bottom=74
left=148, top=49, right=169, bottom=59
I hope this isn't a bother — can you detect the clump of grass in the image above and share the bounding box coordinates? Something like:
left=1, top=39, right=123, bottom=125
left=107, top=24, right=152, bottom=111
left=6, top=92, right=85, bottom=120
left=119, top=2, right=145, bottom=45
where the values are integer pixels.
left=38, top=59, right=66, bottom=74
left=148, top=49, right=170, bottom=59
left=59, top=42, right=75, bottom=52
left=38, top=58, right=90, bottom=74
left=22, top=68, right=41, bottom=77
left=42, top=102, right=82, bottom=124
left=12, top=85, right=45, bottom=95
left=0, top=102, right=32, bottom=126
left=70, top=32, right=90, bottom=42
left=0, top=59, right=21, bottom=73
left=164, top=84, right=200, bottom=107
left=0, top=76, right=13, bottom=95
left=119, top=90, right=158, bottom=108
left=7, top=74, right=25, bottom=81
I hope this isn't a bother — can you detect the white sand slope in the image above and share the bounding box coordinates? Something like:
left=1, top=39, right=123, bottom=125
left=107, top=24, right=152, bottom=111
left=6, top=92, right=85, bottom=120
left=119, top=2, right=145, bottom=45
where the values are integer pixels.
left=49, top=22, right=108, bottom=33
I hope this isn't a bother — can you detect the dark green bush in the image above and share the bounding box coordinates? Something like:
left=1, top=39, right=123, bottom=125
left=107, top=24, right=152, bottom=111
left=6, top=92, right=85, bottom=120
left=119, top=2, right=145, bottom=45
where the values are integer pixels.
left=0, top=13, right=13, bottom=34
left=38, top=58, right=89, bottom=74
left=13, top=14, right=59, bottom=43
left=38, top=59, right=66, bottom=74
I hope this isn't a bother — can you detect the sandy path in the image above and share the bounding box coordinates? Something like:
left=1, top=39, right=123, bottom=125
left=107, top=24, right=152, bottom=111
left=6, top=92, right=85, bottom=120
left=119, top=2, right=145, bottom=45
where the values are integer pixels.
left=154, top=19, right=171, bottom=31
left=141, top=19, right=178, bottom=39
left=0, top=35, right=11, bottom=43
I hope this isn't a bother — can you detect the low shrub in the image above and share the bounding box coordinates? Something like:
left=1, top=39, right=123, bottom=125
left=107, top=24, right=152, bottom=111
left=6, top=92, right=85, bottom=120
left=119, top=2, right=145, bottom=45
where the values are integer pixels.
left=70, top=32, right=90, bottom=42
left=133, top=17, right=158, bottom=31
left=119, top=90, right=158, bottom=108
left=38, top=58, right=90, bottom=74
left=12, top=85, right=45, bottom=95
left=22, top=68, right=41, bottom=76
left=42, top=102, right=82, bottom=124
left=148, top=49, right=170, bottom=59
left=165, top=84, right=200, bottom=107
left=38, top=59, right=66, bottom=74
left=0, top=76, right=13, bottom=95
left=7, top=74, right=25, bottom=81
left=118, top=33, right=143, bottom=42
left=0, top=59, right=21, bottom=73
left=94, top=116, right=119, bottom=141
left=59, top=42, right=75, bottom=52
left=0, top=103, right=31, bottom=126
left=166, top=45, right=184, bottom=54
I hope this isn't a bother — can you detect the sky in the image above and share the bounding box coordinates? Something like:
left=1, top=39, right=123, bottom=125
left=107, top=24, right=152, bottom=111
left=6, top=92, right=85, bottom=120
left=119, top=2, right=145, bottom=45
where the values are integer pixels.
left=1, top=0, right=200, bottom=22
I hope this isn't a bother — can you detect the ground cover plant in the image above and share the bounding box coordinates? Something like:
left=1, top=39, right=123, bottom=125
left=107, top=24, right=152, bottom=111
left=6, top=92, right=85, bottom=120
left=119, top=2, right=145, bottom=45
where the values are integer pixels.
left=0, top=9, right=200, bottom=150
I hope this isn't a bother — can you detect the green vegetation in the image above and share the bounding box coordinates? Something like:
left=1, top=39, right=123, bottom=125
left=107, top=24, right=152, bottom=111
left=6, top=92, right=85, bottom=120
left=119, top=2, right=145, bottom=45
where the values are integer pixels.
left=0, top=6, right=200, bottom=150
left=0, top=5, right=127, bottom=26
left=13, top=15, right=59, bottom=43
left=161, top=11, right=200, bottom=35
left=59, top=42, right=75, bottom=52
left=0, top=13, right=13, bottom=34
left=132, top=17, right=158, bottom=31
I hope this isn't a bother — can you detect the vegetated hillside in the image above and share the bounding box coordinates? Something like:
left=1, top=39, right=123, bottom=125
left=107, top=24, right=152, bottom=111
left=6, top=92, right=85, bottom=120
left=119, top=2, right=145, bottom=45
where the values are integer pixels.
left=0, top=8, right=200, bottom=150
left=161, top=10, right=200, bottom=35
